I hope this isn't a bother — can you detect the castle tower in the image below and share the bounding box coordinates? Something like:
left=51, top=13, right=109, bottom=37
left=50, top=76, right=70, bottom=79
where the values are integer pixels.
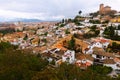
left=99, top=4, right=104, bottom=14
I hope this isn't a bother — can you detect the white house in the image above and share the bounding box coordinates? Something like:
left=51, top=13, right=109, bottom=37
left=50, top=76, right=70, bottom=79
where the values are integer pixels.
left=115, top=30, right=120, bottom=36
left=75, top=54, right=94, bottom=67
left=62, top=50, right=75, bottom=64
left=92, top=50, right=114, bottom=60
left=84, top=37, right=110, bottom=54
left=103, top=59, right=120, bottom=70
left=55, top=30, right=62, bottom=35
left=84, top=42, right=103, bottom=54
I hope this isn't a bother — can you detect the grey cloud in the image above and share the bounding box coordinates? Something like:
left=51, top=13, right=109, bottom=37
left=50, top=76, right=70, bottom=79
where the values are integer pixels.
left=0, top=0, right=120, bottom=20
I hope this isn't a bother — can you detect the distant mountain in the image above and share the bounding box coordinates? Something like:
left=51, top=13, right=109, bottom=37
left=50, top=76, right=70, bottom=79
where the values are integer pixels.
left=0, top=18, right=43, bottom=22
left=0, top=17, right=60, bottom=23
left=8, top=18, right=43, bottom=22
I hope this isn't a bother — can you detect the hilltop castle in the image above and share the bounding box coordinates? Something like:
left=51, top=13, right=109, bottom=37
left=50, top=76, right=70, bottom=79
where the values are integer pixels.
left=99, top=4, right=117, bottom=15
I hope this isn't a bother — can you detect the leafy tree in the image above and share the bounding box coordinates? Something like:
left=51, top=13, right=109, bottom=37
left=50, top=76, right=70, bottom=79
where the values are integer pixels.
left=78, top=10, right=82, bottom=15
left=68, top=36, right=75, bottom=50
left=44, top=32, right=48, bottom=36
left=23, top=34, right=28, bottom=40
left=67, top=18, right=72, bottom=23
left=0, top=28, right=15, bottom=35
left=62, top=19, right=64, bottom=23
left=59, top=23, right=65, bottom=27
left=0, top=42, right=18, bottom=53
left=89, top=20, right=101, bottom=24
left=108, top=42, right=120, bottom=52
left=50, top=60, right=55, bottom=65
left=102, top=20, right=109, bottom=24
left=0, top=43, right=49, bottom=80
left=83, top=26, right=100, bottom=39
left=95, top=30, right=100, bottom=36
left=103, top=25, right=120, bottom=41
left=0, top=42, right=118, bottom=80
left=89, top=12, right=99, bottom=17
left=37, top=53, right=41, bottom=58
left=89, top=65, right=112, bottom=75
left=41, top=38, right=47, bottom=43
left=109, top=26, right=115, bottom=37
left=118, top=25, right=120, bottom=30
left=65, top=29, right=70, bottom=34
left=90, top=25, right=97, bottom=31
left=32, top=69, right=58, bottom=80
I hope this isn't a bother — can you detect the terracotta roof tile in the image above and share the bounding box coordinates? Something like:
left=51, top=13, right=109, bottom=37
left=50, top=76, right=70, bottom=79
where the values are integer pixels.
left=103, top=59, right=115, bottom=64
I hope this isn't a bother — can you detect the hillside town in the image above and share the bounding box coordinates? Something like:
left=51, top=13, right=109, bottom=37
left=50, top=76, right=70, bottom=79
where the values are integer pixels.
left=1, top=4, right=120, bottom=78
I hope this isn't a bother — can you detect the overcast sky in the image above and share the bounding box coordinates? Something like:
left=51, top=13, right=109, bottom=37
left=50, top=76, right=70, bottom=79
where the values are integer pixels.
left=0, top=0, right=120, bottom=20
